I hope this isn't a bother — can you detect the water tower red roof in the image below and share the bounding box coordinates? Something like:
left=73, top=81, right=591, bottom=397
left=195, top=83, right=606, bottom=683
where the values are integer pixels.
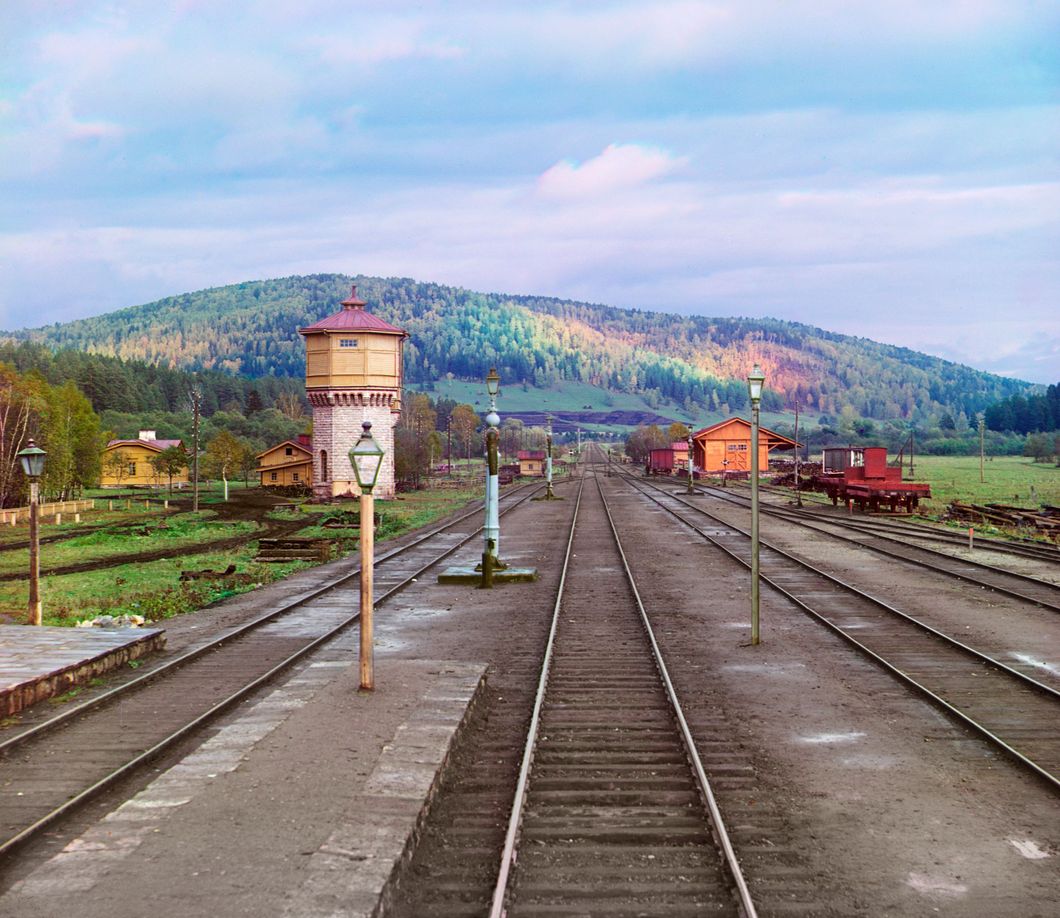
left=298, top=285, right=407, bottom=336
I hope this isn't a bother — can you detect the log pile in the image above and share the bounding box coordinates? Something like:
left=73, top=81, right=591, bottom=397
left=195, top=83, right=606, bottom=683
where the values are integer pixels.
left=944, top=502, right=1060, bottom=539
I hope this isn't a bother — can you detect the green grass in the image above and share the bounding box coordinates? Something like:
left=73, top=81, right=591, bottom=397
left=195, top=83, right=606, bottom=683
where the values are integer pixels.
left=1, top=482, right=489, bottom=628
left=913, top=455, right=1060, bottom=513
left=0, top=545, right=306, bottom=627
left=0, top=513, right=251, bottom=576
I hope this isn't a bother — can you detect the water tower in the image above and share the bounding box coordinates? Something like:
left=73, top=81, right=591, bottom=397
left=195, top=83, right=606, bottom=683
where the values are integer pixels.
left=299, top=285, right=407, bottom=500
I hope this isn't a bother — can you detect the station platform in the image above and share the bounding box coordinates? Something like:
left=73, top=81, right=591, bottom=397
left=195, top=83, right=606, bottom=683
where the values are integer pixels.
left=0, top=624, right=165, bottom=716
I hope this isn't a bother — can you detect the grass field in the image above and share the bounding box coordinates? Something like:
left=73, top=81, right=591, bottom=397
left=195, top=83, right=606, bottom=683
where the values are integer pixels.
left=914, top=455, right=1060, bottom=512
left=0, top=513, right=255, bottom=577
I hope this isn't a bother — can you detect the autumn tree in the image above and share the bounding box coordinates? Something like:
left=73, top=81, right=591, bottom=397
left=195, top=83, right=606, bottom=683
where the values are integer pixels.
left=624, top=424, right=669, bottom=463
left=667, top=422, right=690, bottom=442
left=102, top=449, right=133, bottom=489
left=150, top=445, right=189, bottom=495
left=449, top=404, right=481, bottom=475
left=40, top=380, right=103, bottom=498
left=202, top=431, right=248, bottom=500
left=0, top=365, right=37, bottom=507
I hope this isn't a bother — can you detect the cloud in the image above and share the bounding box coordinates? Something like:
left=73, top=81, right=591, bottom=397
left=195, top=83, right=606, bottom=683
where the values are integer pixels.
left=538, top=143, right=684, bottom=198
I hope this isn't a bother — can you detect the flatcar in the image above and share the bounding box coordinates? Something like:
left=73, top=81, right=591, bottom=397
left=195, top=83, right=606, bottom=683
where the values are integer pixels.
left=813, top=446, right=930, bottom=513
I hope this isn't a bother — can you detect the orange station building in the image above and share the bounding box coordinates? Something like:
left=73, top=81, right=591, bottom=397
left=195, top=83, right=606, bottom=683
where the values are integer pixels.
left=691, top=418, right=799, bottom=475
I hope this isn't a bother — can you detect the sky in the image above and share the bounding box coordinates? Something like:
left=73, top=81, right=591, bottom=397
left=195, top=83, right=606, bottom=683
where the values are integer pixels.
left=1, top=1, right=1058, bottom=383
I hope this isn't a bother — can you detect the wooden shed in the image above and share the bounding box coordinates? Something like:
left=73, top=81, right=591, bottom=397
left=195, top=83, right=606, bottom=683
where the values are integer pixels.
left=691, top=418, right=799, bottom=475
left=518, top=450, right=546, bottom=477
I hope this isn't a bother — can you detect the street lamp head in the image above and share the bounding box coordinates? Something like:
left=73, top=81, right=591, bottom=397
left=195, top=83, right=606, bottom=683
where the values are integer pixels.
left=747, top=364, right=765, bottom=405
left=349, top=421, right=385, bottom=494
left=485, top=367, right=500, bottom=399
left=17, top=439, right=47, bottom=480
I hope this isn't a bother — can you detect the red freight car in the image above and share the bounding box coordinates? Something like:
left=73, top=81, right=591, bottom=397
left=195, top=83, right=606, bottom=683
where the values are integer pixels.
left=814, top=446, right=930, bottom=512
left=647, top=448, right=675, bottom=475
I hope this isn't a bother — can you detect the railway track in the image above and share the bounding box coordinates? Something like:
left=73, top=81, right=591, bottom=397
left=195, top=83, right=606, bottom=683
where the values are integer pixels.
left=617, top=470, right=1060, bottom=792
left=388, top=461, right=760, bottom=917
left=489, top=467, right=755, bottom=917
left=692, top=483, right=1060, bottom=611
left=0, top=482, right=542, bottom=859
left=752, top=480, right=1059, bottom=564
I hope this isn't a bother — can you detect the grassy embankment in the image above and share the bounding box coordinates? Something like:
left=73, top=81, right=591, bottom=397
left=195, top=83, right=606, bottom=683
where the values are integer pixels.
left=0, top=485, right=481, bottom=628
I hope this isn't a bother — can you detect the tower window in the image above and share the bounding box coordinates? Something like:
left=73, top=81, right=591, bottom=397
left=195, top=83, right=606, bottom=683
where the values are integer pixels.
left=339, top=339, right=359, bottom=348
left=320, top=450, right=328, bottom=481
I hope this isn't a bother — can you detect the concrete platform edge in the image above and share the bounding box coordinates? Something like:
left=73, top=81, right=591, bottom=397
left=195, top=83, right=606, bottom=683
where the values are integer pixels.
left=282, top=662, right=489, bottom=918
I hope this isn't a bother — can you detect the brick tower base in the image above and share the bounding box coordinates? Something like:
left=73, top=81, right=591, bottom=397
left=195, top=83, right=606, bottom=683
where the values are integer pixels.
left=309, top=392, right=398, bottom=500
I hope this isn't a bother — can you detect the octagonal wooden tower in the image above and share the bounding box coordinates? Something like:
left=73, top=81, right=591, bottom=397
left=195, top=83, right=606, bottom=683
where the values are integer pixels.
left=299, top=286, right=407, bottom=500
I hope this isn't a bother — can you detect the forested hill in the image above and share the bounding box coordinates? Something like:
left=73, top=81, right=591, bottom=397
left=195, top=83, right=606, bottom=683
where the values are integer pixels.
left=5, top=274, right=1030, bottom=422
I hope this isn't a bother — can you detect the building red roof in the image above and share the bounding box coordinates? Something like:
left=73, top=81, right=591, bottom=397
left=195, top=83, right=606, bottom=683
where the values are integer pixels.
left=298, top=285, right=407, bottom=336
left=518, top=450, right=546, bottom=460
left=105, top=438, right=182, bottom=452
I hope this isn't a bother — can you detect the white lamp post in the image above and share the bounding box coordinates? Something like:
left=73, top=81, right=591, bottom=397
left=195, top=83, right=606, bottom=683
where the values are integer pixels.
left=686, top=423, right=695, bottom=494
left=349, top=421, right=384, bottom=691
left=545, top=413, right=555, bottom=499
left=482, top=368, right=501, bottom=585
left=17, top=439, right=47, bottom=626
left=747, top=364, right=765, bottom=646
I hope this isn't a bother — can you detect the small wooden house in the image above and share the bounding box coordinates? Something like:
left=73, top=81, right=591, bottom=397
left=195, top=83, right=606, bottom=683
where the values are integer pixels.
left=691, top=418, right=799, bottom=475
left=100, top=431, right=188, bottom=488
left=518, top=450, right=546, bottom=477
left=257, top=434, right=313, bottom=487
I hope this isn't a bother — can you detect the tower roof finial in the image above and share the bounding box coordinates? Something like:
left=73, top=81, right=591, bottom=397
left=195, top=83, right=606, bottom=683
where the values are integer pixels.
left=341, top=285, right=366, bottom=311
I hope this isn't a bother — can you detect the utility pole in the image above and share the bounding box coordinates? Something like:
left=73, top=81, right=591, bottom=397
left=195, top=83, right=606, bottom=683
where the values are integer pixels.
left=191, top=385, right=202, bottom=512
left=978, top=413, right=986, bottom=483
left=793, top=402, right=802, bottom=508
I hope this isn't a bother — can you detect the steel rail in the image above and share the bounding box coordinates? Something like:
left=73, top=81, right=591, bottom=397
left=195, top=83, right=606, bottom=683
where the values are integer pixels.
left=488, top=472, right=585, bottom=918
left=694, top=483, right=1060, bottom=611
left=594, top=470, right=758, bottom=918
left=618, top=471, right=1060, bottom=793
left=0, top=480, right=542, bottom=757
left=0, top=481, right=548, bottom=858
left=745, top=479, right=1059, bottom=562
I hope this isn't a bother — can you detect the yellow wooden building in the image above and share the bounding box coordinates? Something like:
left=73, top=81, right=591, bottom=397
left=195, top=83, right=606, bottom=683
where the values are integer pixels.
left=100, top=431, right=188, bottom=488
left=518, top=450, right=546, bottom=476
left=691, top=418, right=799, bottom=474
left=257, top=436, right=313, bottom=488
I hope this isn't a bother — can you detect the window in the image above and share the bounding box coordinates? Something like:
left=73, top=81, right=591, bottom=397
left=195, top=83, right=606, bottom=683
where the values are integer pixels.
left=270, top=472, right=278, bottom=482
left=285, top=446, right=293, bottom=456
left=727, top=443, right=748, bottom=452
left=128, top=462, right=137, bottom=476
left=339, top=338, right=359, bottom=348
left=292, top=472, right=299, bottom=482
left=320, top=450, right=328, bottom=481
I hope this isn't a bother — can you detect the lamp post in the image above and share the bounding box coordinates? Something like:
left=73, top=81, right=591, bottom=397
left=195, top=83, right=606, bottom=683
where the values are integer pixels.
left=545, top=413, right=555, bottom=499
left=686, top=424, right=695, bottom=494
left=349, top=421, right=384, bottom=691
left=793, top=402, right=803, bottom=508
left=747, top=364, right=765, bottom=646
left=17, top=439, right=47, bottom=626
left=482, top=368, right=502, bottom=585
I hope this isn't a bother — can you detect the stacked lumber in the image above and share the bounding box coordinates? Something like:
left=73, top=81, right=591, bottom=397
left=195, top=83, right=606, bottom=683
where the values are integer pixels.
left=255, top=537, right=335, bottom=563
left=945, top=502, right=1060, bottom=538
